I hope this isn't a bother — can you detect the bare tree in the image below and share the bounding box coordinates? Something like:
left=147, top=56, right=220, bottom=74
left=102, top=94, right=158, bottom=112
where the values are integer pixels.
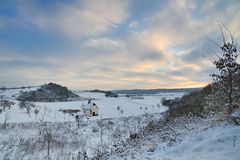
left=39, top=120, right=56, bottom=159
left=0, top=95, right=15, bottom=111
left=98, top=115, right=108, bottom=145
left=207, top=23, right=240, bottom=110
left=75, top=114, right=84, bottom=129
left=19, top=101, right=35, bottom=115
left=2, top=111, right=11, bottom=129
left=44, top=127, right=56, bottom=159
left=0, top=96, right=14, bottom=129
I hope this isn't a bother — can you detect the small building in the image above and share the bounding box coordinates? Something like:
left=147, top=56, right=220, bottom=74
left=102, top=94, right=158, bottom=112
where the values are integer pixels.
left=83, top=100, right=99, bottom=116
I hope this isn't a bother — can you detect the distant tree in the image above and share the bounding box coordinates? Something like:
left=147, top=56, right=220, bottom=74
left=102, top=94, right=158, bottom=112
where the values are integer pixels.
left=105, top=91, right=118, bottom=98
left=2, top=111, right=11, bottom=129
left=0, top=96, right=14, bottom=129
left=0, top=95, right=15, bottom=112
left=117, top=106, right=120, bottom=111
left=34, top=108, right=40, bottom=120
left=207, top=23, right=240, bottom=110
left=19, top=101, right=35, bottom=115
left=0, top=87, right=6, bottom=91
left=120, top=109, right=124, bottom=115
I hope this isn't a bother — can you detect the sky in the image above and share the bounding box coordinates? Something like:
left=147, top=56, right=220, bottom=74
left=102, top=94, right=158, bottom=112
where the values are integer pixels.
left=0, top=0, right=240, bottom=90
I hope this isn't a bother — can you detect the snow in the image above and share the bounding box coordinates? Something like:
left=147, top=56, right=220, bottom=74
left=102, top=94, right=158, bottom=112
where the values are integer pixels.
left=145, top=124, right=240, bottom=160
left=0, top=87, right=39, bottom=100
left=1, top=88, right=239, bottom=160
left=107, top=116, right=240, bottom=160
left=0, top=89, right=184, bottom=123
left=83, top=102, right=97, bottom=109
left=231, top=111, right=240, bottom=118
left=0, top=113, right=162, bottom=160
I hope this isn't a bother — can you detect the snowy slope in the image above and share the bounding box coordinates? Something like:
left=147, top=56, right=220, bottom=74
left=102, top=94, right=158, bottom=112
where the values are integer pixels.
left=0, top=87, right=39, bottom=100
left=138, top=124, right=240, bottom=160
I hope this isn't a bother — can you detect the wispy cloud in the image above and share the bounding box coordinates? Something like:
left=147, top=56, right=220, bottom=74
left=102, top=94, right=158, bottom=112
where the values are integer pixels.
left=15, top=0, right=128, bottom=37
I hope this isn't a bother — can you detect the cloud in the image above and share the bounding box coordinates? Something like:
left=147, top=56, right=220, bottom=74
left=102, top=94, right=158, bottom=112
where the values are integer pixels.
left=85, top=38, right=124, bottom=49
left=16, top=0, right=128, bottom=37
left=141, top=0, right=240, bottom=48
left=129, top=20, right=139, bottom=28
left=0, top=0, right=240, bottom=89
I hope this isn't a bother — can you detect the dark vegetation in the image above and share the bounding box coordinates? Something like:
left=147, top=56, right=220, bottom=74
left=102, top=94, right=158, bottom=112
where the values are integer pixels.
left=59, top=109, right=81, bottom=114
left=162, top=84, right=212, bottom=117
left=0, top=86, right=40, bottom=91
left=115, top=88, right=201, bottom=95
left=87, top=89, right=119, bottom=98
left=18, top=83, right=79, bottom=102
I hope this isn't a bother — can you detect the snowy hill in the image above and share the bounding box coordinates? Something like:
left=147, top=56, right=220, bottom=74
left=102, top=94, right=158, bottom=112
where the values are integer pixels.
left=18, top=83, right=79, bottom=102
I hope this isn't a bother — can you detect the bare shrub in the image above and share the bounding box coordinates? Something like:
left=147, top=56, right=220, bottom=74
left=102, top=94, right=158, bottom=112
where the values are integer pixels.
left=92, top=144, right=110, bottom=159
left=117, top=106, right=120, bottom=111
left=92, top=125, right=99, bottom=133
left=76, top=150, right=88, bottom=160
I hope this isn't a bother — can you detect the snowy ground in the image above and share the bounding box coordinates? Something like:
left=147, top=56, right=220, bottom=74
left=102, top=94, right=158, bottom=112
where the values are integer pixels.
left=0, top=113, right=163, bottom=160
left=1, top=111, right=239, bottom=160
left=0, top=88, right=184, bottom=123
left=107, top=114, right=240, bottom=160
left=1, top=88, right=240, bottom=160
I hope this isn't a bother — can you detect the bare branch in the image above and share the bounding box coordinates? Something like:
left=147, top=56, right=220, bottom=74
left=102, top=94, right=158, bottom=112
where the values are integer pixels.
left=202, top=48, right=217, bottom=63
left=204, top=35, right=222, bottom=48
left=219, top=20, right=234, bottom=44
left=207, top=48, right=221, bottom=59
left=218, top=20, right=226, bottom=44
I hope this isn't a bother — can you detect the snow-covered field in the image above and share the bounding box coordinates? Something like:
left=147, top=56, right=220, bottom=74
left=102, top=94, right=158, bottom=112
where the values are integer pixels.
left=0, top=113, right=161, bottom=160
left=0, top=89, right=184, bottom=123
left=1, top=88, right=240, bottom=160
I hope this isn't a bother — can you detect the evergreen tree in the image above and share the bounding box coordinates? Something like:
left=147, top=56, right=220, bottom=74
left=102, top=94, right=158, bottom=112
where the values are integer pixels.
left=210, top=24, right=240, bottom=108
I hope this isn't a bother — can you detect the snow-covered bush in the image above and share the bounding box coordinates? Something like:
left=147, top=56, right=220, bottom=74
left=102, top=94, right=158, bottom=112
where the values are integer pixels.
left=92, top=143, right=110, bottom=159
left=231, top=110, right=240, bottom=125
